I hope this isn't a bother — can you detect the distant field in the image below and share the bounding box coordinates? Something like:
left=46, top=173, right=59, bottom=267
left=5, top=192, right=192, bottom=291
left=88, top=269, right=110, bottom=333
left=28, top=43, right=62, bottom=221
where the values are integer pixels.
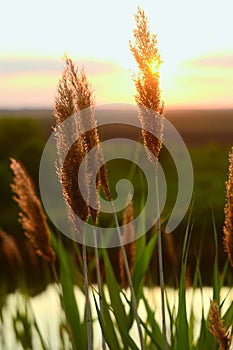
left=0, top=108, right=232, bottom=286
left=166, top=109, right=233, bottom=145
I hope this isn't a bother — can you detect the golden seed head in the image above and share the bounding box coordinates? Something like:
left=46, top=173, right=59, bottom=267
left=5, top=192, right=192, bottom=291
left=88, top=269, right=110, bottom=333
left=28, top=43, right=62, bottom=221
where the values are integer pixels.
left=54, top=68, right=75, bottom=126
left=208, top=300, right=232, bottom=350
left=61, top=138, right=90, bottom=224
left=54, top=56, right=112, bottom=227
left=130, top=7, right=164, bottom=163
left=223, top=147, right=233, bottom=267
left=10, top=158, right=55, bottom=263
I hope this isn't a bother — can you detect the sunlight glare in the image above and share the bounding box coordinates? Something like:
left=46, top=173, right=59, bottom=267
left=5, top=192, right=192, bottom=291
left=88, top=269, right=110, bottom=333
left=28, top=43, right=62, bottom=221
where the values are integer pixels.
left=149, top=59, right=160, bottom=76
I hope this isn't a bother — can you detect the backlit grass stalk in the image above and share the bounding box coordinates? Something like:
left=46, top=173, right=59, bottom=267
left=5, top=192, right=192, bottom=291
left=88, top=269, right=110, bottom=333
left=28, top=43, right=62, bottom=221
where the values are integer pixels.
left=65, top=58, right=109, bottom=349
left=130, top=7, right=167, bottom=349
left=55, top=56, right=113, bottom=349
left=54, top=58, right=93, bottom=349
left=82, top=241, right=92, bottom=350
left=55, top=58, right=144, bottom=349
left=223, top=146, right=233, bottom=267
left=155, top=173, right=167, bottom=348
left=93, top=227, right=106, bottom=350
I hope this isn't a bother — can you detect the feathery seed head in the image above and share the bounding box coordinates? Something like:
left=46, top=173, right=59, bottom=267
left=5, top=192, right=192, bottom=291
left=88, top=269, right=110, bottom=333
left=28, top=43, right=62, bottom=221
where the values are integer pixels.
left=223, top=147, right=233, bottom=267
left=61, top=138, right=90, bottom=224
left=130, top=7, right=164, bottom=163
left=10, top=158, right=55, bottom=263
left=54, top=68, right=75, bottom=126
left=209, top=300, right=232, bottom=350
left=55, top=56, right=111, bottom=227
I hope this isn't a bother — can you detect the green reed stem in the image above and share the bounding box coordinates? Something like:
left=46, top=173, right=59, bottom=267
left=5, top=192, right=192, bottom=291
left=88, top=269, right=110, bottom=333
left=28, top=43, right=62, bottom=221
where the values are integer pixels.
left=155, top=171, right=168, bottom=350
left=93, top=227, right=106, bottom=350
left=82, top=242, right=92, bottom=350
left=110, top=200, right=145, bottom=350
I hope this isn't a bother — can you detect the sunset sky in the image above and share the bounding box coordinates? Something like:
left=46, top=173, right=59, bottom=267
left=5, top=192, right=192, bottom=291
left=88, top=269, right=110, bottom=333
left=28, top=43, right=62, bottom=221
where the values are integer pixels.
left=0, top=0, right=232, bottom=109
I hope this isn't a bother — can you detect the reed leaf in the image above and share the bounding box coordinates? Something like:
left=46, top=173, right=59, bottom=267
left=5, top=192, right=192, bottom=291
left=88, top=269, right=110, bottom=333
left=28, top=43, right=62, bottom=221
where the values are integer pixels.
left=132, top=234, right=157, bottom=302
left=142, top=295, right=164, bottom=350
left=102, top=250, right=129, bottom=336
left=212, top=212, right=220, bottom=305
left=52, top=237, right=84, bottom=350
left=93, top=291, right=121, bottom=350
left=175, top=218, right=192, bottom=350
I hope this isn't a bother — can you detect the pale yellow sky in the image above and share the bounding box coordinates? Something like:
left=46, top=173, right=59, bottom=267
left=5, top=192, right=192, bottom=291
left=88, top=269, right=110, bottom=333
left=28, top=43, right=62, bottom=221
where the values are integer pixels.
left=0, top=0, right=232, bottom=109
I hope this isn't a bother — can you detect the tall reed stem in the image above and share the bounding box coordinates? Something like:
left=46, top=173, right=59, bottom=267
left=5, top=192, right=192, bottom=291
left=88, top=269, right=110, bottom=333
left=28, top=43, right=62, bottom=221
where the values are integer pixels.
left=155, top=171, right=167, bottom=350
left=93, top=227, right=106, bottom=350
left=82, top=241, right=92, bottom=350
left=110, top=201, right=144, bottom=350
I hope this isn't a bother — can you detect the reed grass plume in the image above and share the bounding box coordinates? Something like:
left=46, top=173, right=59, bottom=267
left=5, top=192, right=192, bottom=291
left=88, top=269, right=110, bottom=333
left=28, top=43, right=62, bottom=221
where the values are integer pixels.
left=54, top=61, right=89, bottom=227
left=119, top=199, right=135, bottom=289
left=208, top=300, right=232, bottom=350
left=130, top=9, right=167, bottom=349
left=130, top=7, right=164, bottom=163
left=54, top=56, right=111, bottom=227
left=65, top=56, right=111, bottom=210
left=10, top=158, right=55, bottom=263
left=55, top=57, right=99, bottom=348
left=0, top=228, right=23, bottom=267
left=223, top=147, right=233, bottom=267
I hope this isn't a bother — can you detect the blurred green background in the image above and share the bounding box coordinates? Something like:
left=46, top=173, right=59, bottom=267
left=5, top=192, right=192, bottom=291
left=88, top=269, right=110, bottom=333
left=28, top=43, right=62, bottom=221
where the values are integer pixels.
left=0, top=109, right=232, bottom=292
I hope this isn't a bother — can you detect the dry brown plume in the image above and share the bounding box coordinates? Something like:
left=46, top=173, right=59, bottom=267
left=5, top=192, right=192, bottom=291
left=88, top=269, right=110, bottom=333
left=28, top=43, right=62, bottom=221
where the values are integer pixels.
left=130, top=7, right=164, bottom=163
left=223, top=147, right=233, bottom=267
left=119, top=199, right=136, bottom=289
left=209, top=300, right=232, bottom=350
left=54, top=56, right=111, bottom=227
left=10, top=158, right=55, bottom=263
left=64, top=56, right=111, bottom=213
left=54, top=58, right=90, bottom=226
left=54, top=67, right=75, bottom=126
left=0, top=228, right=23, bottom=267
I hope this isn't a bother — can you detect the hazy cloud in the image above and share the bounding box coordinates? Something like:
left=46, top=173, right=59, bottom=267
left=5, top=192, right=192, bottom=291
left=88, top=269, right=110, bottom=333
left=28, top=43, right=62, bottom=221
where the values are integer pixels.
left=0, top=57, right=123, bottom=75
left=185, top=53, right=233, bottom=68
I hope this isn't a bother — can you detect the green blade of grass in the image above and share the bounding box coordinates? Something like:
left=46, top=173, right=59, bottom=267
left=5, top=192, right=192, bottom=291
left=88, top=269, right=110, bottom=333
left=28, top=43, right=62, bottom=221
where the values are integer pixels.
left=211, top=211, right=220, bottom=304
left=140, top=320, right=163, bottom=350
left=165, top=291, right=176, bottom=349
left=132, top=234, right=157, bottom=302
left=126, top=234, right=157, bottom=331
left=32, top=316, right=49, bottom=350
left=52, top=236, right=85, bottom=350
left=93, top=291, right=121, bottom=350
left=223, top=301, right=233, bottom=327
left=102, top=250, right=140, bottom=349
left=142, top=295, right=164, bottom=350
left=134, top=184, right=146, bottom=264
left=175, top=218, right=192, bottom=350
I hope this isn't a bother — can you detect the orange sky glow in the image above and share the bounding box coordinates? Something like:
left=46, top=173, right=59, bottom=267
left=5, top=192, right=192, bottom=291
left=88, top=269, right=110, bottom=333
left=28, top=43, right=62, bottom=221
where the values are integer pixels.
left=0, top=0, right=232, bottom=109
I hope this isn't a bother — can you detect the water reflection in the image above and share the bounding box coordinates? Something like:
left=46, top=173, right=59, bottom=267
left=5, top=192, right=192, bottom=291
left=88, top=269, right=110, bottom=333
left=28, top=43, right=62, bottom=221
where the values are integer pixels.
left=1, top=285, right=232, bottom=349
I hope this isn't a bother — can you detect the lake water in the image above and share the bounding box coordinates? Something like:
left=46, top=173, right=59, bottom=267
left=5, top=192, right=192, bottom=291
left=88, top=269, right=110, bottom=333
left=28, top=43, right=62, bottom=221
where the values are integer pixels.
left=1, top=285, right=232, bottom=349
